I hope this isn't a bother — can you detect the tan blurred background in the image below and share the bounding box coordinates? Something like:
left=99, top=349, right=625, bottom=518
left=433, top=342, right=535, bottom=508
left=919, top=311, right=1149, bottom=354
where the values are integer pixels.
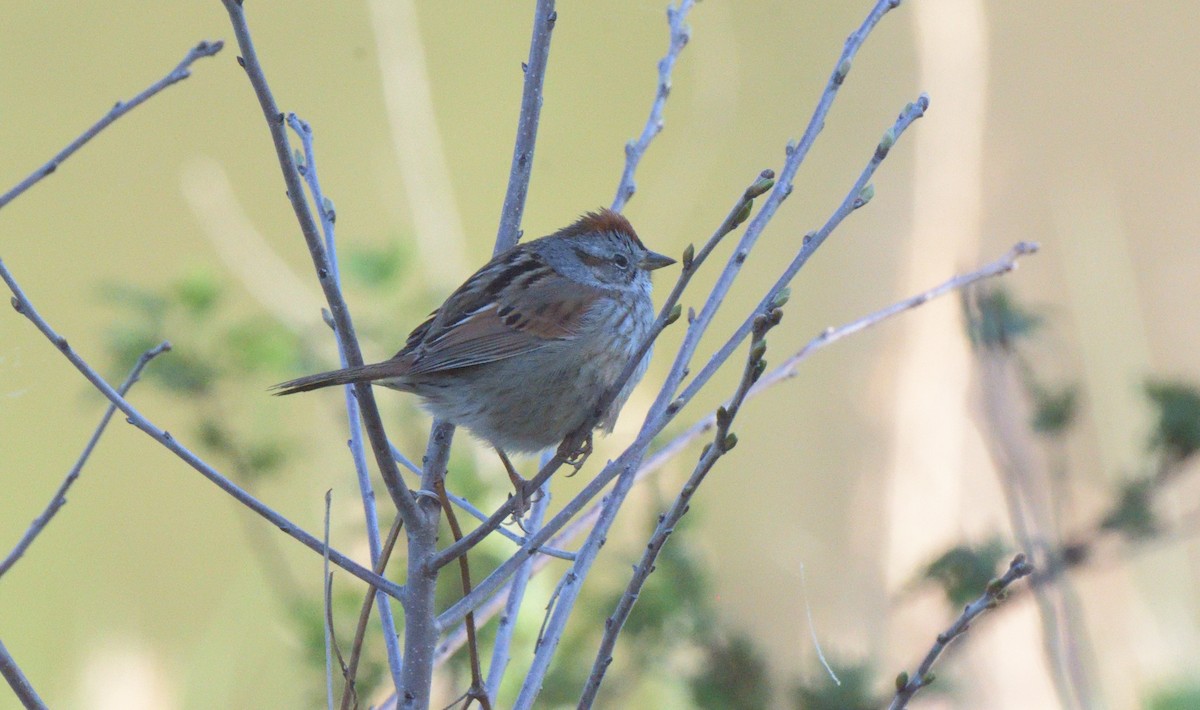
left=2, top=1, right=1198, bottom=708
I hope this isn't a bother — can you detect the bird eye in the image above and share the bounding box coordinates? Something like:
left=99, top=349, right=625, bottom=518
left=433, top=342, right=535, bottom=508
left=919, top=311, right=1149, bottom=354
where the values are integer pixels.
left=612, top=254, right=630, bottom=269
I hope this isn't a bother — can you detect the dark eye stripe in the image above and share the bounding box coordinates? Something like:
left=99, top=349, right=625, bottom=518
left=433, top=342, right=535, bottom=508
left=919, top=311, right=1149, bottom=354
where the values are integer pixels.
left=572, top=247, right=606, bottom=267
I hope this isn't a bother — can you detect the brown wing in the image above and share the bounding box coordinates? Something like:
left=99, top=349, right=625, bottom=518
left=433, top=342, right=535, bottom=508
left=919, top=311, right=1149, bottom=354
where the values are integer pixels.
left=398, top=250, right=601, bottom=374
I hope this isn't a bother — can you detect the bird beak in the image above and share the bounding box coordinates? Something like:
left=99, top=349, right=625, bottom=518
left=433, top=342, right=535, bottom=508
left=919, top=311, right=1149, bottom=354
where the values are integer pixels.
left=639, top=250, right=676, bottom=271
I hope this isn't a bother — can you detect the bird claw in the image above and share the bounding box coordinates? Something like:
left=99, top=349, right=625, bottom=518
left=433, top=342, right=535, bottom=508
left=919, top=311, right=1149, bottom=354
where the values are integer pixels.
left=562, top=432, right=593, bottom=476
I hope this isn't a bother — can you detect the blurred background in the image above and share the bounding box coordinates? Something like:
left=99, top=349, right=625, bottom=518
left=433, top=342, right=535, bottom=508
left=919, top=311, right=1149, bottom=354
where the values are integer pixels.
left=2, top=1, right=1198, bottom=708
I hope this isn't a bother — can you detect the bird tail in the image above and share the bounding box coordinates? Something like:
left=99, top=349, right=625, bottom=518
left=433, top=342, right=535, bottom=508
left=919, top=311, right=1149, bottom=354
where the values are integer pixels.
left=271, top=361, right=406, bottom=396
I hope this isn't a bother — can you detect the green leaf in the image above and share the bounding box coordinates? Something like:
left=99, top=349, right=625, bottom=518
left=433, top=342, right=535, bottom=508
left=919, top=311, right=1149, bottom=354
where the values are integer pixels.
left=691, top=634, right=771, bottom=710
left=1031, top=383, right=1079, bottom=435
left=1144, top=380, right=1200, bottom=460
left=921, top=540, right=1008, bottom=607
left=225, top=318, right=302, bottom=373
left=173, top=268, right=222, bottom=318
left=1149, top=683, right=1200, bottom=710
left=99, top=282, right=168, bottom=322
left=792, top=662, right=876, bottom=710
left=343, top=241, right=407, bottom=289
left=1101, top=479, right=1157, bottom=539
left=966, top=288, right=1042, bottom=350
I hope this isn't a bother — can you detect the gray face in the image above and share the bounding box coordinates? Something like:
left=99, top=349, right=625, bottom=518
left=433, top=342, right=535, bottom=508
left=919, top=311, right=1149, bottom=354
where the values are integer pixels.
left=569, top=233, right=644, bottom=287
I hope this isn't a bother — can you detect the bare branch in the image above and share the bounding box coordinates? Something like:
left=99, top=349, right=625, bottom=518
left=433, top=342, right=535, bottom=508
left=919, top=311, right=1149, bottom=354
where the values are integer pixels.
left=288, top=112, right=404, bottom=691
left=579, top=295, right=781, bottom=707
left=889, top=554, right=1035, bottom=710
left=486, top=477, right=552, bottom=702
left=0, top=40, right=223, bottom=211
left=430, top=167, right=773, bottom=572
left=217, top=0, right=419, bottom=525
left=0, top=342, right=169, bottom=580
left=495, top=0, right=558, bottom=252
left=432, top=241, right=1039, bottom=665
left=399, top=420, right=455, bottom=707
left=0, top=639, right=46, bottom=710
left=611, top=0, right=695, bottom=212
left=323, top=490, right=337, bottom=710
left=673, top=93, right=929, bottom=415
left=341, top=517, right=405, bottom=710
left=0, top=259, right=403, bottom=601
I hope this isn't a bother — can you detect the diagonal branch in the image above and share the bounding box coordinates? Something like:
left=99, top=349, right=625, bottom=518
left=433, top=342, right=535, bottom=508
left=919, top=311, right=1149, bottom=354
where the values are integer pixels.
left=0, top=259, right=403, bottom=601
left=579, top=295, right=782, bottom=707
left=430, top=241, right=1039, bottom=666
left=889, top=554, right=1035, bottom=710
left=0, top=40, right=223, bottom=211
left=0, top=639, right=46, bottom=710
left=0, top=341, right=170, bottom=580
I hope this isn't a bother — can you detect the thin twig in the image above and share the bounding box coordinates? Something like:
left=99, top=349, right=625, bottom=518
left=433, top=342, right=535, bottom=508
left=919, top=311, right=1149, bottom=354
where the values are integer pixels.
left=324, top=490, right=337, bottom=710
left=389, top=442, right=573, bottom=561
left=889, top=554, right=1035, bottom=710
left=611, top=0, right=695, bottom=213
left=432, top=241, right=1039, bottom=665
left=579, top=297, right=781, bottom=707
left=485, top=470, right=552, bottom=702
left=289, top=112, right=403, bottom=692
left=431, top=168, right=775, bottom=572
left=674, top=93, right=928, bottom=415
left=0, top=40, right=223, bottom=211
left=435, top=482, right=491, bottom=710
left=0, top=341, right=170, bottom=580
left=495, top=0, right=557, bottom=252
left=0, top=259, right=403, bottom=601
left=0, top=639, right=46, bottom=710
left=218, top=0, right=418, bottom=525
left=341, top=516, right=405, bottom=710
left=514, top=94, right=921, bottom=710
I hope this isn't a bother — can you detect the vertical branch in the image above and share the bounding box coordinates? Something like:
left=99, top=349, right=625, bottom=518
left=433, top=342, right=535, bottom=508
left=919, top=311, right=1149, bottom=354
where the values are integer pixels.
left=323, top=490, right=337, bottom=710
left=495, top=0, right=558, bottom=253
left=218, top=0, right=419, bottom=525
left=398, top=421, right=455, bottom=707
left=611, top=0, right=695, bottom=213
left=485, top=475, right=552, bottom=702
left=287, top=113, right=404, bottom=691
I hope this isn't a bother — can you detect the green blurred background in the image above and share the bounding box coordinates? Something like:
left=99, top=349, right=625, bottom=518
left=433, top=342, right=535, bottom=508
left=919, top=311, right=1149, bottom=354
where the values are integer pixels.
left=2, top=1, right=1198, bottom=708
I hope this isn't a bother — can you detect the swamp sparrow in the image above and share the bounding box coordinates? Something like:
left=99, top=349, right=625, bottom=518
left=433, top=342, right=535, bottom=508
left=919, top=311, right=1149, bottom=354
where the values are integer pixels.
left=274, top=209, right=675, bottom=465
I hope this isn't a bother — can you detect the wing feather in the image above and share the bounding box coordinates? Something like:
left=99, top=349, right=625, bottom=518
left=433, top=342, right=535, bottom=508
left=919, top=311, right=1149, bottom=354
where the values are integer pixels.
left=397, top=250, right=601, bottom=374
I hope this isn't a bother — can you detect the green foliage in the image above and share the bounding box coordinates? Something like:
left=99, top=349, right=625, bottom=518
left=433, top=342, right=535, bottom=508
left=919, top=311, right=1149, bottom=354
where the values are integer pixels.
left=290, top=588, right=385, bottom=706
left=1148, top=682, right=1200, bottom=710
left=691, top=633, right=772, bottom=709
left=966, top=287, right=1042, bottom=351
left=1144, top=380, right=1200, bottom=461
left=921, top=540, right=1008, bottom=608
left=1029, top=381, right=1079, bottom=435
left=1101, top=479, right=1157, bottom=540
left=103, top=271, right=310, bottom=480
left=343, top=241, right=408, bottom=290
left=173, top=268, right=222, bottom=317
left=792, top=662, right=877, bottom=710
